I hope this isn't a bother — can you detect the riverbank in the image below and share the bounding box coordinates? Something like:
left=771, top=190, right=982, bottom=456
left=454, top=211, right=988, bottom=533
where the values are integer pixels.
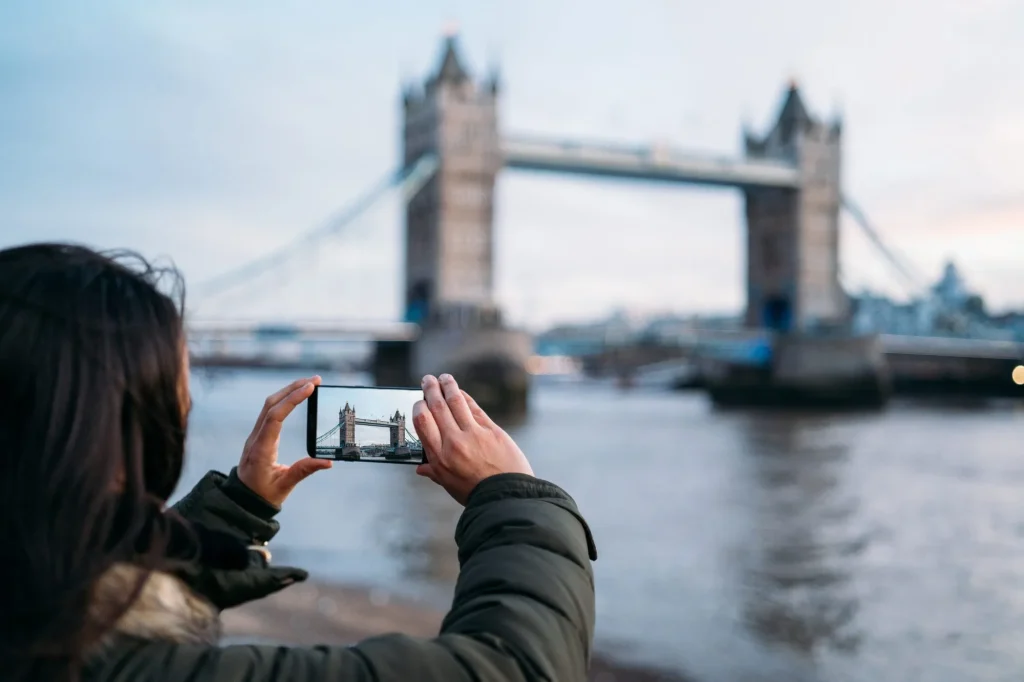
left=221, top=579, right=692, bottom=682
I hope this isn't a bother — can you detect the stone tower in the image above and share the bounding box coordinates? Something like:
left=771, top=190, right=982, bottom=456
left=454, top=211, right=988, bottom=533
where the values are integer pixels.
left=339, top=402, right=356, bottom=447
left=402, top=35, right=502, bottom=328
left=743, top=84, right=847, bottom=333
left=389, top=410, right=405, bottom=447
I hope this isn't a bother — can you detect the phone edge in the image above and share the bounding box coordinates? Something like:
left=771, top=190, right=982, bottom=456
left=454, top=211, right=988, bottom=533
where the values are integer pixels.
left=305, top=384, right=319, bottom=457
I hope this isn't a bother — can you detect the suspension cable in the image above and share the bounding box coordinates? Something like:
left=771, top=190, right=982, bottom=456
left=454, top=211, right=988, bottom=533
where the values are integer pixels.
left=193, top=154, right=438, bottom=302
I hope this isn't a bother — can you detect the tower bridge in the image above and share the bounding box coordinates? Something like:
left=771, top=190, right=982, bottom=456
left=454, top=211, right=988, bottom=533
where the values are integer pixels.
left=396, top=35, right=853, bottom=407
left=315, top=403, right=423, bottom=462
left=401, top=37, right=846, bottom=336
left=192, top=34, right=1021, bottom=409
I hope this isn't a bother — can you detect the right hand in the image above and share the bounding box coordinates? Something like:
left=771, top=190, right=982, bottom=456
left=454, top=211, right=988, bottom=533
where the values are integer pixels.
left=413, top=374, right=533, bottom=505
left=237, top=375, right=332, bottom=507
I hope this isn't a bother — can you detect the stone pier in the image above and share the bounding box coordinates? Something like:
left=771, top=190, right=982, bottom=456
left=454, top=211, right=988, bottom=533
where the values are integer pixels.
left=704, top=334, right=891, bottom=408
left=372, top=314, right=533, bottom=417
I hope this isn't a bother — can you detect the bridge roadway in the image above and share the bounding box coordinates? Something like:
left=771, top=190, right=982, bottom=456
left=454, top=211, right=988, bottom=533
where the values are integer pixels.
left=187, top=319, right=418, bottom=342
left=353, top=417, right=401, bottom=428
left=188, top=321, right=1023, bottom=367
left=501, top=136, right=802, bottom=189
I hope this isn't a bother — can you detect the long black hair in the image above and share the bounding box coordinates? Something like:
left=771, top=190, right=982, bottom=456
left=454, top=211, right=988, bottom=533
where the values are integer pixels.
left=0, top=243, right=192, bottom=679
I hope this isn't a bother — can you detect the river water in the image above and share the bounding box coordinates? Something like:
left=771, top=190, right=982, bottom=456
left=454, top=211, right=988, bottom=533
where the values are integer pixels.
left=182, top=368, right=1024, bottom=682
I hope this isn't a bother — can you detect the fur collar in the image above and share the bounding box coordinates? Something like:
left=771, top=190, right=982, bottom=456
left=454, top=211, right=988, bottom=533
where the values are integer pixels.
left=88, top=563, right=220, bottom=654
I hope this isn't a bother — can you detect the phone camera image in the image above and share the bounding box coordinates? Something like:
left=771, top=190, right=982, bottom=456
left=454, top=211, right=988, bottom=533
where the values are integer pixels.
left=309, top=386, right=424, bottom=464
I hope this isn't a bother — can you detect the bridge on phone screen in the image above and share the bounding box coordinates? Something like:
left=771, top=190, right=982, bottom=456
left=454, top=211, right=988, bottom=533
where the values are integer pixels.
left=315, top=403, right=423, bottom=461
left=184, top=33, right=1024, bottom=402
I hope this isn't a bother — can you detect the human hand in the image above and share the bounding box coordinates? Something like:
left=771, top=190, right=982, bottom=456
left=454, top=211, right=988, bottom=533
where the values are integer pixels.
left=174, top=525, right=310, bottom=611
left=237, top=375, right=332, bottom=507
left=413, top=374, right=533, bottom=505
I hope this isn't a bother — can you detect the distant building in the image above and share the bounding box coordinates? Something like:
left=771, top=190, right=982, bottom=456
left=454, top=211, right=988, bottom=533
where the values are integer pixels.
left=537, top=261, right=1019, bottom=351
left=535, top=310, right=742, bottom=355
left=932, top=261, right=970, bottom=310
left=851, top=260, right=1018, bottom=340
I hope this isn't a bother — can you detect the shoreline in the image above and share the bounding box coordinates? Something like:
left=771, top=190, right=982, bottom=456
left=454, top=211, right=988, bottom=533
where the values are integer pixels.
left=221, top=579, right=693, bottom=682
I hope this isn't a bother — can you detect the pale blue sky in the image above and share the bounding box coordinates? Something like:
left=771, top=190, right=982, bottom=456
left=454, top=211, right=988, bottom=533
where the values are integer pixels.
left=1, top=0, right=1021, bottom=329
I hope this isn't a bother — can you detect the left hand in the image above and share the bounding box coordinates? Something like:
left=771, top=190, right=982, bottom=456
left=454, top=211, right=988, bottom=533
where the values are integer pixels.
left=238, top=375, right=332, bottom=507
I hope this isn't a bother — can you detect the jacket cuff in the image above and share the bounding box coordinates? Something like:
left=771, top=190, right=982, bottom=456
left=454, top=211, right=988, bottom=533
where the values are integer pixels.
left=224, top=467, right=281, bottom=520
left=463, top=473, right=598, bottom=561
left=172, top=470, right=281, bottom=546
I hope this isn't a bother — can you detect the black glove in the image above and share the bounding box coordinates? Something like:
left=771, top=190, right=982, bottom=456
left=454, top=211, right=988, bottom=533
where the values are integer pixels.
left=178, top=548, right=309, bottom=611
left=171, top=523, right=309, bottom=611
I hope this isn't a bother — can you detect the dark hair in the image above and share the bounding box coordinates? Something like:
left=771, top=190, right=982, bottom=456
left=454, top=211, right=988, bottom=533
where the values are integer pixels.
left=0, top=243, right=191, bottom=680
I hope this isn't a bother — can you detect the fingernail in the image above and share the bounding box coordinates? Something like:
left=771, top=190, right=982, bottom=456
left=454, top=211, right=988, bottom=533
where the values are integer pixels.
left=421, top=375, right=429, bottom=387
left=440, top=374, right=452, bottom=383
left=303, top=382, right=313, bottom=390
left=413, top=401, right=425, bottom=417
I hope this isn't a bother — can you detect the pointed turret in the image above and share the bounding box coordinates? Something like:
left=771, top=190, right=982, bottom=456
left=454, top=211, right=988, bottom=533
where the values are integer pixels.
left=485, top=66, right=501, bottom=96
left=774, top=81, right=814, bottom=143
left=743, top=121, right=766, bottom=156
left=436, top=36, right=470, bottom=84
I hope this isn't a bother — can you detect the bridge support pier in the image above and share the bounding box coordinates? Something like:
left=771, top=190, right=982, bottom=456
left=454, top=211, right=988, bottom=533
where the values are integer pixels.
left=417, top=325, right=532, bottom=417
left=703, top=334, right=891, bottom=408
left=372, top=322, right=532, bottom=418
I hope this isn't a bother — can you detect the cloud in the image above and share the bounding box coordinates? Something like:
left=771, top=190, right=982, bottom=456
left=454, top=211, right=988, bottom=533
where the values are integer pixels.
left=0, top=0, right=1021, bottom=329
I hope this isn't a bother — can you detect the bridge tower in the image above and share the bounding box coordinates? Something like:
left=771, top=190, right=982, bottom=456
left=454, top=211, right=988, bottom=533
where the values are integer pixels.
left=743, top=84, right=848, bottom=333
left=339, top=403, right=356, bottom=449
left=402, top=34, right=502, bottom=328
left=392, top=34, right=531, bottom=417
left=388, top=410, right=410, bottom=457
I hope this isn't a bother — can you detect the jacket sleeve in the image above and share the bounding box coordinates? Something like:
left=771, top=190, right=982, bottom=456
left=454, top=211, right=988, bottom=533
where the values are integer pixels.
left=171, top=468, right=281, bottom=547
left=146, top=473, right=598, bottom=682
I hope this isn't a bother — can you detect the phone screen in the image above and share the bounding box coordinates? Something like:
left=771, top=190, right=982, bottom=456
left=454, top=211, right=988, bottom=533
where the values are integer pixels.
left=306, top=385, right=425, bottom=464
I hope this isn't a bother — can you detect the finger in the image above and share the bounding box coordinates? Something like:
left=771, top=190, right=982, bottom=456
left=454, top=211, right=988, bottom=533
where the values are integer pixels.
left=277, top=456, right=333, bottom=492
left=415, top=462, right=440, bottom=483
left=412, top=400, right=442, bottom=458
left=266, top=566, right=309, bottom=587
left=247, top=376, right=320, bottom=448
left=203, top=565, right=310, bottom=610
left=438, top=374, right=475, bottom=429
left=258, top=382, right=317, bottom=444
left=461, top=390, right=496, bottom=428
left=422, top=375, right=459, bottom=434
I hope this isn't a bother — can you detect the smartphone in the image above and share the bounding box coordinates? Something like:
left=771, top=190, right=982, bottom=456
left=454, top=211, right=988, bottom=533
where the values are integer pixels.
left=306, top=384, right=425, bottom=465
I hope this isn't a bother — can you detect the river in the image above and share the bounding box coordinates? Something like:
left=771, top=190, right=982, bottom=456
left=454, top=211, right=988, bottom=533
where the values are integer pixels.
left=182, top=368, right=1024, bottom=682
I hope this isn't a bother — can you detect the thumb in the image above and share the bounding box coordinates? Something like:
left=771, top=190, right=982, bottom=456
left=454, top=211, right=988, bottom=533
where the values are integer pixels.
left=265, top=565, right=309, bottom=587
left=279, top=457, right=333, bottom=492
left=182, top=564, right=310, bottom=611
left=222, top=564, right=308, bottom=608
left=415, top=462, right=440, bottom=483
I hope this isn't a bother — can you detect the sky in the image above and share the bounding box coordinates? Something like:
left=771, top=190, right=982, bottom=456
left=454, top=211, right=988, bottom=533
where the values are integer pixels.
left=1, top=0, right=1021, bottom=330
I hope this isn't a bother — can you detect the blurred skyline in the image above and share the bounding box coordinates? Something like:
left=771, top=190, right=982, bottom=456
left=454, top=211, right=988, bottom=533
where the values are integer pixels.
left=1, top=0, right=1021, bottom=330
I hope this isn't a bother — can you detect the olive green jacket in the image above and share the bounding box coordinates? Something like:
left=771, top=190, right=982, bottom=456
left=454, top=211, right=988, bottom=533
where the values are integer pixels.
left=84, top=469, right=598, bottom=682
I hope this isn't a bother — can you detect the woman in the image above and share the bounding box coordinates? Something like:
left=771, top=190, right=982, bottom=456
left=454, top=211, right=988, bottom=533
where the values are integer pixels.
left=0, top=243, right=598, bottom=682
